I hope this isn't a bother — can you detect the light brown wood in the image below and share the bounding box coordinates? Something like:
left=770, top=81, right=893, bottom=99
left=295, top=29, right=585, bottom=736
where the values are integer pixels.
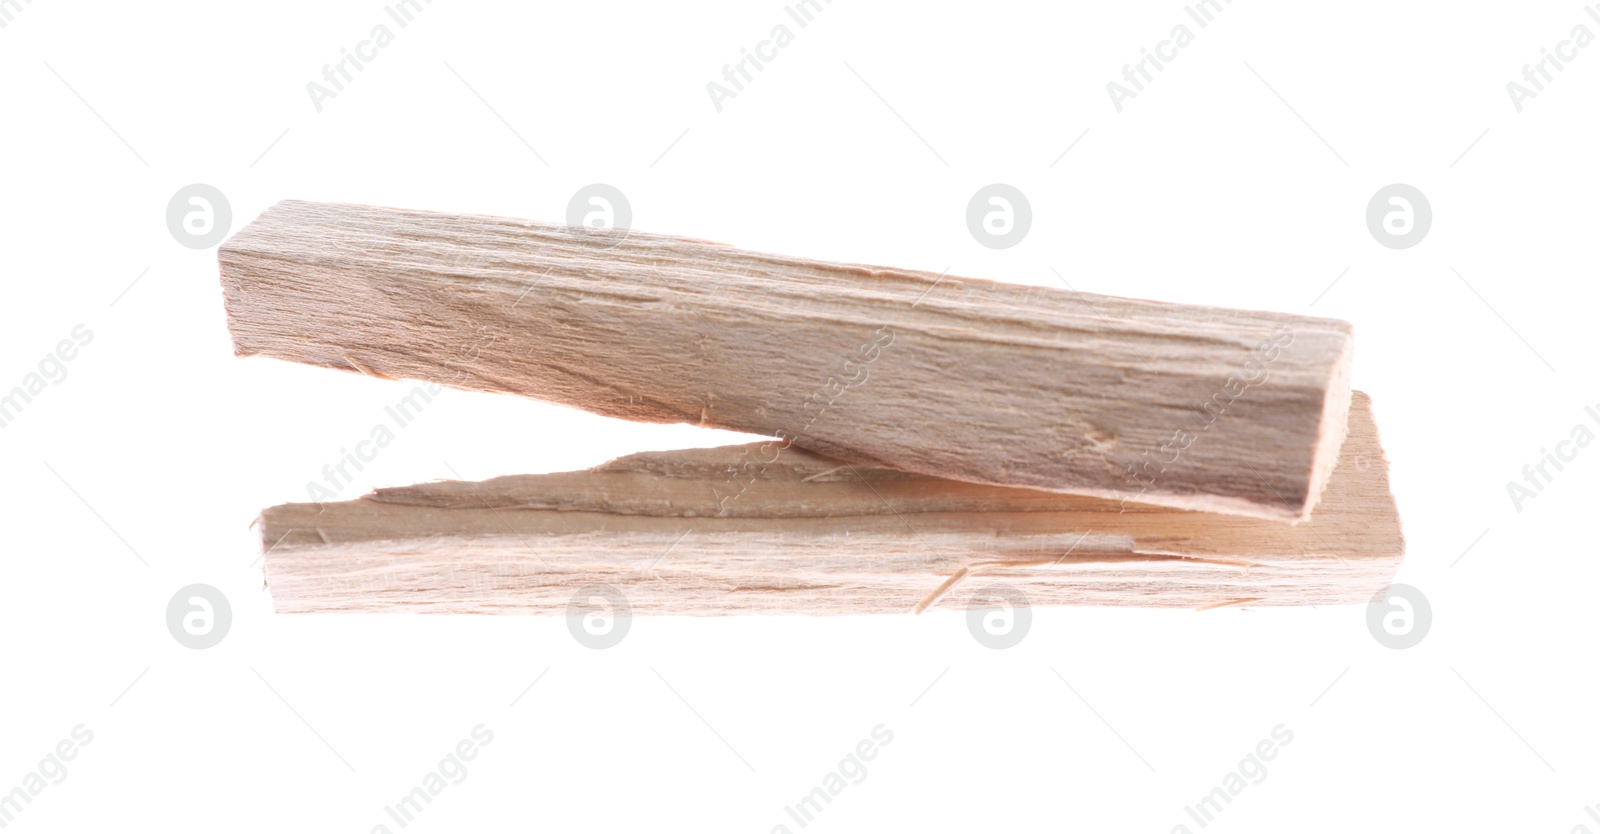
left=258, top=392, right=1401, bottom=614
left=220, top=199, right=1354, bottom=520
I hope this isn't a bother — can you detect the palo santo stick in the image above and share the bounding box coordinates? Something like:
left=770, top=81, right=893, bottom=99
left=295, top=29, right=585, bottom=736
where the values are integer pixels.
left=220, top=199, right=1353, bottom=520
left=258, top=392, right=1401, bottom=614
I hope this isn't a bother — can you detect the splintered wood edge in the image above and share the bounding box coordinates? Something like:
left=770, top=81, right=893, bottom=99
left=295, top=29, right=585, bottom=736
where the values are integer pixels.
left=254, top=392, right=1402, bottom=615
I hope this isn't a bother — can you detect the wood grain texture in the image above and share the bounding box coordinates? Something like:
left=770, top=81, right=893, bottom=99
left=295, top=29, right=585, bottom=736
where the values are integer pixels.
left=220, top=199, right=1354, bottom=520
left=258, top=392, right=1402, bottom=615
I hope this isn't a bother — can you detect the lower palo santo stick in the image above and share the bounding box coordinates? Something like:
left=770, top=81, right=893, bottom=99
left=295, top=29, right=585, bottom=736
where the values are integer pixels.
left=258, top=393, right=1402, bottom=615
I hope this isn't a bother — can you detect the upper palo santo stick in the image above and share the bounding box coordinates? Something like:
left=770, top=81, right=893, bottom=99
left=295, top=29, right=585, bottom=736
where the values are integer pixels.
left=219, top=199, right=1353, bottom=520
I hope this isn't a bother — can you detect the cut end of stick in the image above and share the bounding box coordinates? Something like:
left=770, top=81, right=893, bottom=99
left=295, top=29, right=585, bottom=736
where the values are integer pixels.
left=1297, top=331, right=1356, bottom=521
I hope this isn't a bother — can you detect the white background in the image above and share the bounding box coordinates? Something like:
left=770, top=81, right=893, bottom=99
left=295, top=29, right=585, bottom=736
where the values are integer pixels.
left=2, top=1, right=1597, bottom=830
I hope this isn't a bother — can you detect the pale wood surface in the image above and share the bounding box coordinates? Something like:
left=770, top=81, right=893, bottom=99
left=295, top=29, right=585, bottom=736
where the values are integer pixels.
left=259, top=393, right=1401, bottom=614
left=220, top=199, right=1354, bottom=520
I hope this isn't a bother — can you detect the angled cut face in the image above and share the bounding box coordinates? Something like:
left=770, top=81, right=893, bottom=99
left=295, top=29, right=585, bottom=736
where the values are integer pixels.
left=258, top=392, right=1402, bottom=614
left=220, top=199, right=1354, bottom=520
